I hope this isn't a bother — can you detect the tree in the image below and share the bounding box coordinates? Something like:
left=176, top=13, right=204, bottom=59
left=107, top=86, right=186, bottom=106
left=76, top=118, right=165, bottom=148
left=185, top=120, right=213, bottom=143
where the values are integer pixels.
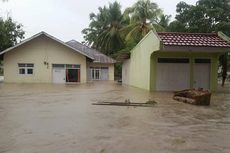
left=167, top=20, right=186, bottom=32
left=168, top=0, right=230, bottom=86
left=121, top=0, right=163, bottom=44
left=82, top=0, right=167, bottom=56
left=173, top=0, right=230, bottom=34
left=82, top=1, right=126, bottom=55
left=82, top=0, right=167, bottom=78
left=0, top=17, right=25, bottom=52
left=158, top=14, right=171, bottom=31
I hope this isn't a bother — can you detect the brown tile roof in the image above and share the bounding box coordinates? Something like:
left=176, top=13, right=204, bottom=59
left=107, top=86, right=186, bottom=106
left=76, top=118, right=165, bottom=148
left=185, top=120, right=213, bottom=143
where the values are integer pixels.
left=157, top=32, right=230, bottom=48
left=66, top=40, right=116, bottom=64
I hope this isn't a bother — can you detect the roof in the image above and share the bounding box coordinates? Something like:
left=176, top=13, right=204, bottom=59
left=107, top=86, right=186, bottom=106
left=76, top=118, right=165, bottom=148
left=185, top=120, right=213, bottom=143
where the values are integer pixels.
left=117, top=31, right=230, bottom=61
left=66, top=40, right=116, bottom=64
left=157, top=32, right=230, bottom=48
left=0, top=31, right=94, bottom=60
left=0, top=31, right=116, bottom=64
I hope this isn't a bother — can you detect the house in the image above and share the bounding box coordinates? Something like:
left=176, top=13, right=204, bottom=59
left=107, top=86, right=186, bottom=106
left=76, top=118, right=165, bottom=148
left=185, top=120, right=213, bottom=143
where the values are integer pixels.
left=0, top=32, right=116, bottom=83
left=122, top=31, right=230, bottom=91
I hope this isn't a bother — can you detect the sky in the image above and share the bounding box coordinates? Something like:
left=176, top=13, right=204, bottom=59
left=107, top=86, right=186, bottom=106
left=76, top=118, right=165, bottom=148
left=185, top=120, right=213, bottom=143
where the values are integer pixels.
left=0, top=0, right=197, bottom=42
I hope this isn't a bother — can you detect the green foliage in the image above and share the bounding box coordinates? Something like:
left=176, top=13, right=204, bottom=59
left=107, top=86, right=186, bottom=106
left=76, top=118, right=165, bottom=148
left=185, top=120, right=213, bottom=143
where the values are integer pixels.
left=82, top=0, right=166, bottom=57
left=82, top=1, right=125, bottom=56
left=121, top=0, right=163, bottom=44
left=82, top=0, right=167, bottom=79
left=0, top=17, right=25, bottom=52
left=158, top=15, right=171, bottom=30
left=167, top=20, right=186, bottom=32
left=169, top=0, right=230, bottom=35
left=114, top=63, right=122, bottom=80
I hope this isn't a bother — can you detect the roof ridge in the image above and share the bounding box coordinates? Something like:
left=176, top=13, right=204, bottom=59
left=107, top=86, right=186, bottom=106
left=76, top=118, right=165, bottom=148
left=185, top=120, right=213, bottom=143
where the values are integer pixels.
left=157, top=32, right=217, bottom=35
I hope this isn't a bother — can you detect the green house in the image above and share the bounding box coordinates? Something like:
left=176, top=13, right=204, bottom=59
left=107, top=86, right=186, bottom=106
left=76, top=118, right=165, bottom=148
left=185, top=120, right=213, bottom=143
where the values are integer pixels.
left=122, top=31, right=230, bottom=91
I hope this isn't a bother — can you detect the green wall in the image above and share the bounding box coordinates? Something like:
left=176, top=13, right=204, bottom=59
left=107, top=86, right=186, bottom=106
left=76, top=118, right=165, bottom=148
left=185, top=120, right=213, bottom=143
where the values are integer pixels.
left=122, top=30, right=224, bottom=92
left=150, top=51, right=220, bottom=91
left=122, top=31, right=161, bottom=90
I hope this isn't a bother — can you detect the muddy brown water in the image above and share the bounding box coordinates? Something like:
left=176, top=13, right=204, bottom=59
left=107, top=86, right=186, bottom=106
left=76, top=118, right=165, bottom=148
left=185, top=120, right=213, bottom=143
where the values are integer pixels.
left=0, top=82, right=230, bottom=153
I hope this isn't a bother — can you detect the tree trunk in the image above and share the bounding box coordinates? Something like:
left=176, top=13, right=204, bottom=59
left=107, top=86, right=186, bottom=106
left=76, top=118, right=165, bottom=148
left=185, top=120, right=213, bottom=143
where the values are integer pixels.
left=220, top=53, right=228, bottom=87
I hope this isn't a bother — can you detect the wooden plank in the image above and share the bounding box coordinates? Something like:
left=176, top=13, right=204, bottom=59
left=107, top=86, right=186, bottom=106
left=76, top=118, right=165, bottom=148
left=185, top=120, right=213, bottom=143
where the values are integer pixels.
left=92, top=101, right=157, bottom=107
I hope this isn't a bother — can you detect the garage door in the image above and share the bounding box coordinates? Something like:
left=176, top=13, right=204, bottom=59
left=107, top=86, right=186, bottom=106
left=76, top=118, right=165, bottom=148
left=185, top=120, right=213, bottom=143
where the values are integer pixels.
left=193, top=59, right=210, bottom=90
left=156, top=58, right=190, bottom=91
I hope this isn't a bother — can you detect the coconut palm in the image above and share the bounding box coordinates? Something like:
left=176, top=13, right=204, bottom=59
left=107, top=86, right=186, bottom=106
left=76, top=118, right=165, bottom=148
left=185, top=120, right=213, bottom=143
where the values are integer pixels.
left=82, top=1, right=127, bottom=55
left=121, top=0, right=163, bottom=43
left=158, top=14, right=171, bottom=31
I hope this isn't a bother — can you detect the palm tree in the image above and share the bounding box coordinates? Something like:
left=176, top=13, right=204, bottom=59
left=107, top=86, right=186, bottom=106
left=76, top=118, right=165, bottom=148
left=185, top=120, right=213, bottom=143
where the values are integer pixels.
left=158, top=14, right=171, bottom=31
left=121, top=0, right=163, bottom=43
left=82, top=2, right=126, bottom=55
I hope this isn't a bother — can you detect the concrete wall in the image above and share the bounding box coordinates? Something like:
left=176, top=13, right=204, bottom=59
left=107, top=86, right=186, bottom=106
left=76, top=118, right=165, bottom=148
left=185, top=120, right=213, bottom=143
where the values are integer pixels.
left=151, top=51, right=220, bottom=91
left=122, top=31, right=161, bottom=90
left=122, top=30, right=221, bottom=91
left=88, top=63, right=114, bottom=81
left=4, top=35, right=87, bottom=83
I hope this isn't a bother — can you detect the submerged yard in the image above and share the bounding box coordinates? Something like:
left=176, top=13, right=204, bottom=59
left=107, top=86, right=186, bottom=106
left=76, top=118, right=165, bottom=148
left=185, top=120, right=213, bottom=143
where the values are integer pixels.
left=0, top=82, right=230, bottom=153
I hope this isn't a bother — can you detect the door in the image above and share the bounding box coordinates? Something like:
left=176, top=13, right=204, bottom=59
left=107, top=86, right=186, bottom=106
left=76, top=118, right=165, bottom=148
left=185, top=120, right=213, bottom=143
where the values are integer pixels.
left=91, top=68, right=101, bottom=80
left=66, top=69, right=80, bottom=82
left=193, top=59, right=210, bottom=90
left=101, top=67, right=109, bottom=80
left=52, top=68, right=66, bottom=83
left=156, top=58, right=190, bottom=91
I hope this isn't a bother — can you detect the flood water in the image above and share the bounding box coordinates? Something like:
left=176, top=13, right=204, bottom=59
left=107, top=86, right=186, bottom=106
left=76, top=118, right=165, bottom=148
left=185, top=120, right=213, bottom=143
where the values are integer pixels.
left=0, top=82, right=230, bottom=153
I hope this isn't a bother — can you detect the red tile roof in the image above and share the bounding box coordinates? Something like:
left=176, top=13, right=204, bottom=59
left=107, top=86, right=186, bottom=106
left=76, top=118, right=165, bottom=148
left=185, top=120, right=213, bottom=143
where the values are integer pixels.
left=157, top=32, right=230, bottom=48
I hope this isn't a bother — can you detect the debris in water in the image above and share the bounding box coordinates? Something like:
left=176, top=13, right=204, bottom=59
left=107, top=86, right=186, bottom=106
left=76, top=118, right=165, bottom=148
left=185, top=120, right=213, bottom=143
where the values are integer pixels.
left=146, top=99, right=157, bottom=104
left=92, top=99, right=157, bottom=107
left=173, top=89, right=211, bottom=106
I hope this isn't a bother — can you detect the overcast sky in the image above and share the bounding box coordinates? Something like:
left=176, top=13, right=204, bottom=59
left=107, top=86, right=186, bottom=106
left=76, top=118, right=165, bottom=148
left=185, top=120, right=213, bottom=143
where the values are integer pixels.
left=0, top=0, right=197, bottom=42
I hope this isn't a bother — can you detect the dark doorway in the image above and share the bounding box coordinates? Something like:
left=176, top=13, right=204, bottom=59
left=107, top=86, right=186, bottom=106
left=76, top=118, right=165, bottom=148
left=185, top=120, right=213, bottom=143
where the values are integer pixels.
left=66, top=69, right=80, bottom=82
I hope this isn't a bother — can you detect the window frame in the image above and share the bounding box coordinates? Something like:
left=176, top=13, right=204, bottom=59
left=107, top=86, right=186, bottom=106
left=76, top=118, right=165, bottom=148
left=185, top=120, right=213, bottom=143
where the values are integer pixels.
left=18, top=63, right=34, bottom=76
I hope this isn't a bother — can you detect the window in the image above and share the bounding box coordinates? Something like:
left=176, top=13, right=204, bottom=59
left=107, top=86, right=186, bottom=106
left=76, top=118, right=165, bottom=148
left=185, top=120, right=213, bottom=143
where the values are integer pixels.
left=18, top=63, right=34, bottom=75
left=158, top=58, right=189, bottom=63
left=66, top=64, right=80, bottom=69
left=27, top=68, right=33, bottom=74
left=19, top=68, right=25, bottom=74
left=195, top=59, right=211, bottom=63
left=52, top=64, right=65, bottom=68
